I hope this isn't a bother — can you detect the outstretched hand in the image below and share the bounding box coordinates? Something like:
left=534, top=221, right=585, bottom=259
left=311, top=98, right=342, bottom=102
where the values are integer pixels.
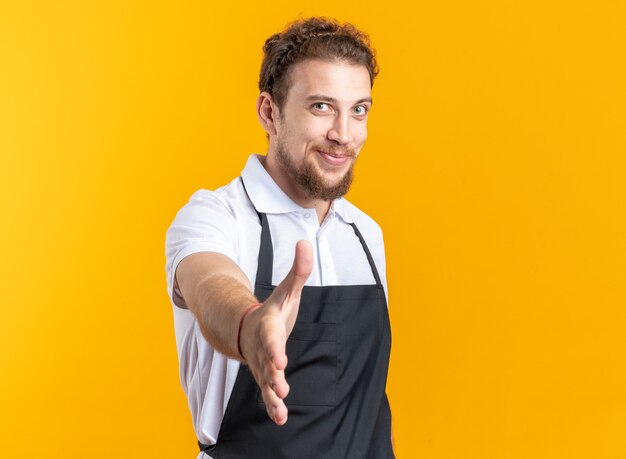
left=238, top=240, right=313, bottom=425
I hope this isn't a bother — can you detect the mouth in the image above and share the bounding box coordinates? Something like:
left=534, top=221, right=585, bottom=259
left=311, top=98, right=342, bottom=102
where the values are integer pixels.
left=316, top=149, right=352, bottom=166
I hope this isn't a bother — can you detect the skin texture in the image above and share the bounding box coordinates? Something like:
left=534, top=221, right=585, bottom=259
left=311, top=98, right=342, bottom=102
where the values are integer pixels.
left=176, top=58, right=372, bottom=425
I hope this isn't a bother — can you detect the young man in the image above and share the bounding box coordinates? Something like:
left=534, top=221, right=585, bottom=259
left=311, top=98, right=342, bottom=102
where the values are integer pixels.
left=166, top=17, right=393, bottom=458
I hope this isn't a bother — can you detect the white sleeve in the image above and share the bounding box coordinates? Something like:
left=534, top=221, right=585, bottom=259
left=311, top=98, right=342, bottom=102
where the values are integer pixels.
left=165, top=189, right=239, bottom=309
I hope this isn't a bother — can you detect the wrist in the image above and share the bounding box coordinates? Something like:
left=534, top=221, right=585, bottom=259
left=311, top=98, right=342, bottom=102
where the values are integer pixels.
left=237, top=302, right=262, bottom=361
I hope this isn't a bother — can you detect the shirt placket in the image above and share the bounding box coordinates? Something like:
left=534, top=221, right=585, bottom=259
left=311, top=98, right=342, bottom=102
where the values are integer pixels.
left=316, top=210, right=338, bottom=286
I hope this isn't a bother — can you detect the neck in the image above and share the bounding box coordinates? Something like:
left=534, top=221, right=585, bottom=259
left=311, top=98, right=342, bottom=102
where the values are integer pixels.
left=260, top=155, right=332, bottom=224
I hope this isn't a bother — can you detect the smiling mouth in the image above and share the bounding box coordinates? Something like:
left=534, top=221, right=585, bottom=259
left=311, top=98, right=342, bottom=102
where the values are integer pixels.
left=316, top=149, right=353, bottom=165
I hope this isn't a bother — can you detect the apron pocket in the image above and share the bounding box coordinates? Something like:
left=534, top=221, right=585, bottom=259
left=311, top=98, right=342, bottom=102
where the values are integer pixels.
left=257, top=322, right=337, bottom=407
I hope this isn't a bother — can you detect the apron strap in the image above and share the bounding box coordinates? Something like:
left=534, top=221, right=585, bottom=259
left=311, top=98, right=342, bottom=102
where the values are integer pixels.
left=255, top=212, right=274, bottom=286
left=349, top=222, right=384, bottom=290
left=240, top=176, right=274, bottom=286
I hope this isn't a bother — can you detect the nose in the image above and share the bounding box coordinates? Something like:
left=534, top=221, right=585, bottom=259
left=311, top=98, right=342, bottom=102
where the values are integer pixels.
left=327, top=115, right=353, bottom=145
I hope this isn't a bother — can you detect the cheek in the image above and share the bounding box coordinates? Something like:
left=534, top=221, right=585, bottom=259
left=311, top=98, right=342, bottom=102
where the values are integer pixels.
left=356, top=125, right=368, bottom=145
left=304, top=124, right=326, bottom=139
left=304, top=114, right=336, bottom=135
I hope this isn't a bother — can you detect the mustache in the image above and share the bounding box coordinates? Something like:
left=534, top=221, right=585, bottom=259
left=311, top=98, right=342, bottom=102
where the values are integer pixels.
left=312, top=145, right=358, bottom=158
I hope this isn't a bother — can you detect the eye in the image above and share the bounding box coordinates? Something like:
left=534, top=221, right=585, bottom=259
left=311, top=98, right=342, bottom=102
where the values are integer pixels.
left=353, top=105, right=369, bottom=116
left=312, top=102, right=331, bottom=112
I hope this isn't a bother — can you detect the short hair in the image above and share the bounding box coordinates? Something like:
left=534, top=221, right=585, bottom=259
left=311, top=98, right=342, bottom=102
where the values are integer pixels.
left=259, top=17, right=379, bottom=109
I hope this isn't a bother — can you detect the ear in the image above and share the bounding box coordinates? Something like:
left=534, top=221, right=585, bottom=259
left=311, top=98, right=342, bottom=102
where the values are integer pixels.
left=257, top=92, right=279, bottom=136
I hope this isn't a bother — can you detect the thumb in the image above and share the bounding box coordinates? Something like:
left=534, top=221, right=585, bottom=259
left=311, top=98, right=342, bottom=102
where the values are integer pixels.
left=265, top=240, right=312, bottom=370
left=273, top=240, right=313, bottom=307
left=291, top=240, right=313, bottom=284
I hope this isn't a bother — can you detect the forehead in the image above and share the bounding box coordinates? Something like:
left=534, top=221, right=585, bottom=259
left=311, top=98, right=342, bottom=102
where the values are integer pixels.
left=284, top=59, right=372, bottom=104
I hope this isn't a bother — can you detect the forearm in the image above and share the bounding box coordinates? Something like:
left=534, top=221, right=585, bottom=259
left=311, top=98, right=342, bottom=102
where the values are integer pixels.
left=190, top=273, right=258, bottom=359
left=176, top=252, right=258, bottom=361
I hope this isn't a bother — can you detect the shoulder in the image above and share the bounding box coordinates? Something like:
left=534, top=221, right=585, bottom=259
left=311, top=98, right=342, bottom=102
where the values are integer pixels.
left=171, top=177, right=253, bottom=225
left=185, top=177, right=246, bottom=214
left=166, top=177, right=251, bottom=255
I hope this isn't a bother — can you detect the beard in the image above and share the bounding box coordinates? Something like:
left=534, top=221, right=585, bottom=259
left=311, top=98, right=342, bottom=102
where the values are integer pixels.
left=276, top=142, right=356, bottom=201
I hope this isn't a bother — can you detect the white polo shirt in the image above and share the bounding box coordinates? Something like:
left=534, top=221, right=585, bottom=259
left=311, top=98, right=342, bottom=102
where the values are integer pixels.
left=165, top=154, right=388, bottom=457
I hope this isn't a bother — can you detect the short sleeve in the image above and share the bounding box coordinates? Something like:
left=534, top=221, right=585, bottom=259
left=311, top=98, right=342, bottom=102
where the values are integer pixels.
left=165, top=189, right=239, bottom=308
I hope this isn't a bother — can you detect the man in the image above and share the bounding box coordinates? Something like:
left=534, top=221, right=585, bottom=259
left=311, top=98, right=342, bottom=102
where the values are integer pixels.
left=165, top=17, right=393, bottom=458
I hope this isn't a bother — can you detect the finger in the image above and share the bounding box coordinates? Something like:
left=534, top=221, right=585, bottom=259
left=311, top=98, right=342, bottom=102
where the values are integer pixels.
left=262, top=360, right=290, bottom=400
left=273, top=369, right=290, bottom=400
left=261, top=382, right=289, bottom=425
left=273, top=400, right=288, bottom=426
left=252, top=347, right=290, bottom=422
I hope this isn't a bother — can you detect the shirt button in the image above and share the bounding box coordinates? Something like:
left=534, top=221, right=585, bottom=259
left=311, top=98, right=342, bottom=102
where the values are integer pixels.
left=323, top=263, right=329, bottom=269
left=304, top=213, right=311, bottom=219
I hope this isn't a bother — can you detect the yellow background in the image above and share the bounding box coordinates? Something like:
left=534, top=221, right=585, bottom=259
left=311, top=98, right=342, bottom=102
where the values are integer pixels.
left=1, top=1, right=625, bottom=458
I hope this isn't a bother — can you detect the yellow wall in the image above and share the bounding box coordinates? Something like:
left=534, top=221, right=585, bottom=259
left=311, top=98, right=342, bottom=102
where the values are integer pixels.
left=1, top=1, right=625, bottom=457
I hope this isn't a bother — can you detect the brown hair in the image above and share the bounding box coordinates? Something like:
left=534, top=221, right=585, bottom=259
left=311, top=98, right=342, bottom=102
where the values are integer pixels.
left=259, top=17, right=379, bottom=109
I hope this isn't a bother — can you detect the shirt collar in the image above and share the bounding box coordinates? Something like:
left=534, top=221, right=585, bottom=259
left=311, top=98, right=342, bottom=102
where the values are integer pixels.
left=240, top=154, right=354, bottom=223
left=329, top=196, right=354, bottom=224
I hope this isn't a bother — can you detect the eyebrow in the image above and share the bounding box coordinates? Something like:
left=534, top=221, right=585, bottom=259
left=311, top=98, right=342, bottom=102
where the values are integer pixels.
left=305, top=94, right=373, bottom=106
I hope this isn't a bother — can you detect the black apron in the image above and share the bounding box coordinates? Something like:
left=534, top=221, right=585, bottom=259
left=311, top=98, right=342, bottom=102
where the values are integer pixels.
left=200, top=202, right=393, bottom=459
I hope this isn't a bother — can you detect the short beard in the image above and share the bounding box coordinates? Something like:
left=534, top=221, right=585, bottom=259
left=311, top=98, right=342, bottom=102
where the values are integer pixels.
left=276, top=142, right=355, bottom=201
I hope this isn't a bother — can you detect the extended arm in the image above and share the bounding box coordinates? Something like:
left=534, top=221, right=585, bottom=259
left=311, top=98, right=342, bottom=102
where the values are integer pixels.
left=175, top=241, right=313, bottom=425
